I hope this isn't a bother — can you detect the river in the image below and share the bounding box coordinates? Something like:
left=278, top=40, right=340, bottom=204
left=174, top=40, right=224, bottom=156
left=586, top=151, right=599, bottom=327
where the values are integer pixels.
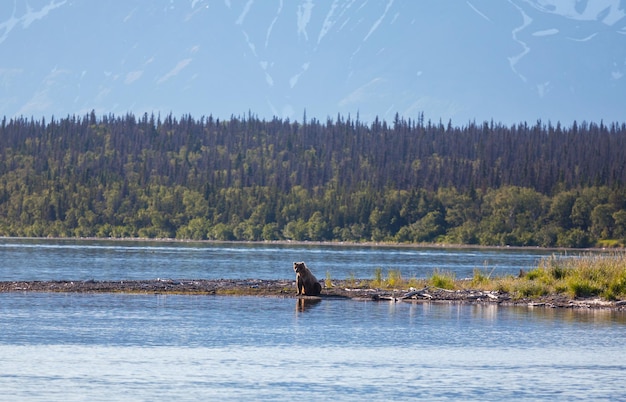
left=0, top=238, right=561, bottom=281
left=0, top=238, right=624, bottom=401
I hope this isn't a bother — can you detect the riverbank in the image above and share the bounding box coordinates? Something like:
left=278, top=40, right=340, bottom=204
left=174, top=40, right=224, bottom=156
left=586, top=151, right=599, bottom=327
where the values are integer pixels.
left=4, top=235, right=624, bottom=252
left=1, top=278, right=624, bottom=310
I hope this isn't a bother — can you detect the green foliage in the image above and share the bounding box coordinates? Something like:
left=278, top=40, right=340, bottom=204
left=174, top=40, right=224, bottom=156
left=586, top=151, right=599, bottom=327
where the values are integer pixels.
left=567, top=278, right=600, bottom=298
left=515, top=281, right=550, bottom=298
left=515, top=253, right=626, bottom=300
left=563, top=254, right=626, bottom=299
left=430, top=269, right=456, bottom=290
left=0, top=113, right=625, bottom=245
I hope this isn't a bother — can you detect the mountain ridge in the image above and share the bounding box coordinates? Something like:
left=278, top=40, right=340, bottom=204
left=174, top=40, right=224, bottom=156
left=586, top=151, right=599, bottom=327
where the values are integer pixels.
left=0, top=0, right=624, bottom=125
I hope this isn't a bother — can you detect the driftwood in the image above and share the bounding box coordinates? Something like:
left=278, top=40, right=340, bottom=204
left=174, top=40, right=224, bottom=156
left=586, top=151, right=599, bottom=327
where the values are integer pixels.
left=400, top=287, right=502, bottom=303
left=375, top=295, right=399, bottom=301
left=402, top=287, right=429, bottom=299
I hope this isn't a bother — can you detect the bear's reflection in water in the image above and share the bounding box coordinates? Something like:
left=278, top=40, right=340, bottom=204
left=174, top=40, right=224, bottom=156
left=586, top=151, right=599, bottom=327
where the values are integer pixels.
left=296, top=297, right=322, bottom=313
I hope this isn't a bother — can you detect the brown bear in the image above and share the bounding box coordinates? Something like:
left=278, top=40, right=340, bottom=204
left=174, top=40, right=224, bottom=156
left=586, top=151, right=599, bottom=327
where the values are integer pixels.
left=293, top=261, right=322, bottom=296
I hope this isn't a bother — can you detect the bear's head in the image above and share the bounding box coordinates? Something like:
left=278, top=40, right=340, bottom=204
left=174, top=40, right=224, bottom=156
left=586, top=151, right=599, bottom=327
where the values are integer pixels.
left=293, top=261, right=306, bottom=273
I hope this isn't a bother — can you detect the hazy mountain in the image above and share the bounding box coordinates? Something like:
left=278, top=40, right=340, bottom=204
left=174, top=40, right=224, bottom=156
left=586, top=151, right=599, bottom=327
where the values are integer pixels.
left=1, top=0, right=625, bottom=125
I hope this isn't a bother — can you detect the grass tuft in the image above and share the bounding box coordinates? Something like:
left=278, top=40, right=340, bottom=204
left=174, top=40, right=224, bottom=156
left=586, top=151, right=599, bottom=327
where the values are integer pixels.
left=325, top=271, right=333, bottom=288
left=470, top=267, right=492, bottom=287
left=386, top=269, right=402, bottom=288
left=372, top=267, right=383, bottom=287
left=430, top=269, right=456, bottom=290
left=347, top=272, right=357, bottom=288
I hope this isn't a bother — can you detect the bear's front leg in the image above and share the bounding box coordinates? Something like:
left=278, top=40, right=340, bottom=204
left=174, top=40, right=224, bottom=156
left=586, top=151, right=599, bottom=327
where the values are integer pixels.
left=296, top=278, right=303, bottom=295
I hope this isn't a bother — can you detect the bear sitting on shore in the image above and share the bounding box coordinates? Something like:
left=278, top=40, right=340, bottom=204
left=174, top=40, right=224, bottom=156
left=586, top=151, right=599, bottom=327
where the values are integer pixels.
left=293, top=262, right=322, bottom=296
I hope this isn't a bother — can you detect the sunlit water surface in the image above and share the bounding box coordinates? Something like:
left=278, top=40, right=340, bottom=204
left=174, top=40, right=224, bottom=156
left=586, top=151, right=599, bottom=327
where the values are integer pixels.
left=1, top=238, right=566, bottom=281
left=0, top=239, right=624, bottom=400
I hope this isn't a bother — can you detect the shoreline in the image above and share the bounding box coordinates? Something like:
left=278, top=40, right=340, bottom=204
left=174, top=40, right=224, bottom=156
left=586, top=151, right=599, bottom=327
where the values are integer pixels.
left=2, top=238, right=625, bottom=310
left=2, top=235, right=623, bottom=252
left=1, top=279, right=624, bottom=310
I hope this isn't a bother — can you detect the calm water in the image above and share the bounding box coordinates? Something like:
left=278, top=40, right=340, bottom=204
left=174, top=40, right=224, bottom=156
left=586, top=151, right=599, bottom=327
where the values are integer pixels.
left=0, top=239, right=624, bottom=401
left=0, top=237, right=560, bottom=281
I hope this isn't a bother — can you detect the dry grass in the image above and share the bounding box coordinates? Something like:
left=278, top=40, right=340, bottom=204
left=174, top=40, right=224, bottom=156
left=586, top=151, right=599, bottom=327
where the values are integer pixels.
left=325, top=271, right=333, bottom=288
left=366, top=268, right=427, bottom=289
left=501, top=253, right=626, bottom=300
left=365, top=252, right=626, bottom=301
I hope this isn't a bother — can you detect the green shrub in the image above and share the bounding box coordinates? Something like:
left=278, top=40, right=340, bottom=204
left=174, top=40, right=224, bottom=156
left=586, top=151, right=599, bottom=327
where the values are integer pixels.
left=514, top=281, right=549, bottom=298
left=525, top=268, right=543, bottom=281
left=567, top=278, right=600, bottom=298
left=560, top=252, right=626, bottom=299
left=430, top=269, right=456, bottom=290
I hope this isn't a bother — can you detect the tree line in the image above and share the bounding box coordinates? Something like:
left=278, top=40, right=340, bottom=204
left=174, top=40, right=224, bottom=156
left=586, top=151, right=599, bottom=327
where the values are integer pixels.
left=1, top=111, right=625, bottom=247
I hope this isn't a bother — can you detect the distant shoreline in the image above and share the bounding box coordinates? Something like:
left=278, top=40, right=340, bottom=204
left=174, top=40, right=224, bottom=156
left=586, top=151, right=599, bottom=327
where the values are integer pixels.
left=2, top=236, right=620, bottom=252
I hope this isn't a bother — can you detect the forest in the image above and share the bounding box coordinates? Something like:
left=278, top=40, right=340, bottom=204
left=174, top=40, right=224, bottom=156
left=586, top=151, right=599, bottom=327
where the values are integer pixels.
left=1, top=111, right=626, bottom=248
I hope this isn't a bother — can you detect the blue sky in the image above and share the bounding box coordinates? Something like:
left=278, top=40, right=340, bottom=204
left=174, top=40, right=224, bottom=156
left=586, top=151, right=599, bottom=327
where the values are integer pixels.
left=1, top=0, right=625, bottom=125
